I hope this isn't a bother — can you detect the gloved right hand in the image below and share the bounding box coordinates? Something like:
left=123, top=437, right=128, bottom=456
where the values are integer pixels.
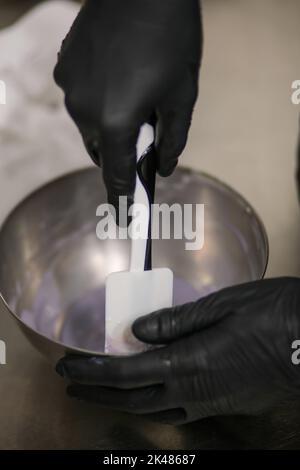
left=54, top=0, right=202, bottom=210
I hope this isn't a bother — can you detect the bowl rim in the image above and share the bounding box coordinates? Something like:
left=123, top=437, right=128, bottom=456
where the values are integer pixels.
left=0, top=165, right=269, bottom=356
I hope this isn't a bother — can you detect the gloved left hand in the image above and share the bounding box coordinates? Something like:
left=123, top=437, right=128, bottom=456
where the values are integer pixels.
left=56, top=277, right=300, bottom=424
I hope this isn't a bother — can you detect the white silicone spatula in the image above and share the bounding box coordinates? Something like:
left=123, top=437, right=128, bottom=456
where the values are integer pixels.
left=105, top=124, right=173, bottom=355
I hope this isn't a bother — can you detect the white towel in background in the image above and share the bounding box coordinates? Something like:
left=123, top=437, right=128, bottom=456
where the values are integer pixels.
left=0, top=1, right=92, bottom=222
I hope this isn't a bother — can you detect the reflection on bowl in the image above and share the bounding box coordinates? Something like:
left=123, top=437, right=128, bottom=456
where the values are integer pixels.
left=0, top=167, right=268, bottom=362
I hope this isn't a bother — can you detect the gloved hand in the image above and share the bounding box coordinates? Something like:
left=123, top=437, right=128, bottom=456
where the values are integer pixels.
left=56, top=278, right=300, bottom=424
left=54, top=0, right=202, bottom=209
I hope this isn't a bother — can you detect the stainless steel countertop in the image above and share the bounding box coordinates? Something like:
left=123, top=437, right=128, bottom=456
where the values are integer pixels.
left=0, top=0, right=300, bottom=449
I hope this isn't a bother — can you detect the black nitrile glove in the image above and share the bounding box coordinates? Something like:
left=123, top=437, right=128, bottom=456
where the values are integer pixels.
left=54, top=0, right=202, bottom=209
left=56, top=278, right=300, bottom=425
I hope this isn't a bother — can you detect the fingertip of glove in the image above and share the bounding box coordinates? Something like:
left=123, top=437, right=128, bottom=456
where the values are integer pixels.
left=132, top=314, right=159, bottom=342
left=56, top=355, right=76, bottom=378
left=132, top=316, right=149, bottom=340
left=157, top=159, right=178, bottom=178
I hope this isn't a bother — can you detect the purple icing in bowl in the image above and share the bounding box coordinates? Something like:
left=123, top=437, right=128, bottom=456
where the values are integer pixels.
left=20, top=274, right=206, bottom=353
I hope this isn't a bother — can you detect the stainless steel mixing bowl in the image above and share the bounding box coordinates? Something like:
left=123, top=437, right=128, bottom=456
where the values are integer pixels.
left=0, top=167, right=268, bottom=363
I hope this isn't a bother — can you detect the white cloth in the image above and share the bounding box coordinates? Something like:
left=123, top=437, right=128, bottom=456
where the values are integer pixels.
left=0, top=1, right=91, bottom=223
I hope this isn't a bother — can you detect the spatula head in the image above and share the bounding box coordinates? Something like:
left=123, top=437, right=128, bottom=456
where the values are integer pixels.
left=105, top=268, right=173, bottom=355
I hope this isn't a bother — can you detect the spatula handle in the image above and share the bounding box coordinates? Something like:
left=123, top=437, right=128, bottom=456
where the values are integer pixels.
left=129, top=124, right=156, bottom=272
